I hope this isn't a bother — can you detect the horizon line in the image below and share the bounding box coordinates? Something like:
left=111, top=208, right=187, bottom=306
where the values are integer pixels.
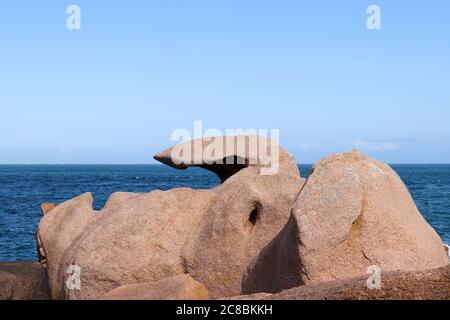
left=1, top=163, right=450, bottom=166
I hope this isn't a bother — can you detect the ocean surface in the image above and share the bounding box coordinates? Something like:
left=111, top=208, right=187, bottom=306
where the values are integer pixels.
left=0, top=164, right=449, bottom=261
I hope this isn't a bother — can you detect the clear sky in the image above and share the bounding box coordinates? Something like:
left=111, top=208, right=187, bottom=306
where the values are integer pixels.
left=1, top=1, right=449, bottom=164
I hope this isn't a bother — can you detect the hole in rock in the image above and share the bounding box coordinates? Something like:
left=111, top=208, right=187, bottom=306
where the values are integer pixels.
left=248, top=208, right=259, bottom=226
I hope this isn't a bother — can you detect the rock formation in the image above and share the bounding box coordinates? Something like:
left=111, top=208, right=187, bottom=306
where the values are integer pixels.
left=233, top=265, right=450, bottom=300
left=36, top=135, right=304, bottom=299
left=29, top=140, right=449, bottom=301
left=242, top=150, right=449, bottom=294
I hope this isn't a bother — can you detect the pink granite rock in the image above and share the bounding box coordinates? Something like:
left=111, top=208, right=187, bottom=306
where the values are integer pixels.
left=242, top=150, right=449, bottom=294
left=37, top=136, right=304, bottom=299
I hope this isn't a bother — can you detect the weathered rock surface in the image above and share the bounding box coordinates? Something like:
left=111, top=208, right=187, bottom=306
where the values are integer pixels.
left=37, top=136, right=304, bottom=299
left=242, top=150, right=449, bottom=294
left=34, top=143, right=448, bottom=300
left=0, top=262, right=50, bottom=300
left=232, top=265, right=450, bottom=300
left=154, top=135, right=299, bottom=181
left=101, top=274, right=210, bottom=300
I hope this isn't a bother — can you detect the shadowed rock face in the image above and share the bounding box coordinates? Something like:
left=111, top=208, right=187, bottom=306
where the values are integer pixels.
left=37, top=136, right=304, bottom=299
left=0, top=262, right=50, bottom=300
left=36, top=203, right=59, bottom=267
left=242, top=150, right=449, bottom=294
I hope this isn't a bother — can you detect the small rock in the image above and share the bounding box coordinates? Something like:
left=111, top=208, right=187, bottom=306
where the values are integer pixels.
left=101, top=274, right=210, bottom=300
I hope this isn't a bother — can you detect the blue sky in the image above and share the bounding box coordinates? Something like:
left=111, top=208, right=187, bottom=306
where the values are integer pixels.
left=0, top=1, right=449, bottom=164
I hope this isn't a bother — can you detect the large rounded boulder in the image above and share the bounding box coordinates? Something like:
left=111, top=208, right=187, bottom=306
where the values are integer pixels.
left=243, top=150, right=448, bottom=294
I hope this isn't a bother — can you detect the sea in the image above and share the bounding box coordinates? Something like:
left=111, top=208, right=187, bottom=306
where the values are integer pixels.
left=0, top=164, right=449, bottom=261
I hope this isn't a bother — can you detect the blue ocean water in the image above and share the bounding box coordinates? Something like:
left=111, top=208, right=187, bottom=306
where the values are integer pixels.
left=0, top=164, right=449, bottom=261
